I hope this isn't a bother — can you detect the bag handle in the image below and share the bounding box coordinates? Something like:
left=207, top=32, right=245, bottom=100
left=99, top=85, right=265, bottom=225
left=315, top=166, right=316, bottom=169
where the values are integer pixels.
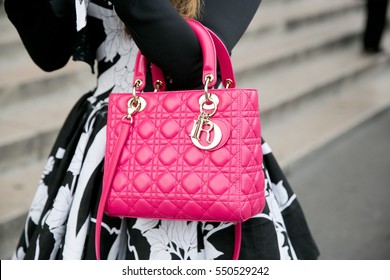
left=132, top=19, right=236, bottom=92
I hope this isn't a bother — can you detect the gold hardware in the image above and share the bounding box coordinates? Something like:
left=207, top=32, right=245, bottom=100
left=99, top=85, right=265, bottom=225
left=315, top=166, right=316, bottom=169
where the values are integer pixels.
left=190, top=94, right=222, bottom=150
left=191, top=114, right=213, bottom=144
left=122, top=96, right=146, bottom=124
left=125, top=78, right=147, bottom=123
left=199, top=98, right=217, bottom=117
left=204, top=74, right=214, bottom=84
left=133, top=79, right=143, bottom=88
left=199, top=93, right=220, bottom=112
left=132, top=79, right=143, bottom=98
left=203, top=74, right=214, bottom=102
left=154, top=80, right=163, bottom=92
left=225, top=79, right=233, bottom=89
left=190, top=114, right=222, bottom=150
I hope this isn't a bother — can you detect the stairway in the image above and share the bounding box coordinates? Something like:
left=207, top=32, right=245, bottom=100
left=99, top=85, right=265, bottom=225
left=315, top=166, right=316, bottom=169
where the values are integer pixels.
left=0, top=0, right=389, bottom=259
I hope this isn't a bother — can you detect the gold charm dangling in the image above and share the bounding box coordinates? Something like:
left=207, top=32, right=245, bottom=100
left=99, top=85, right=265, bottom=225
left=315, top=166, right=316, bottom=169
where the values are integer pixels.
left=190, top=93, right=222, bottom=150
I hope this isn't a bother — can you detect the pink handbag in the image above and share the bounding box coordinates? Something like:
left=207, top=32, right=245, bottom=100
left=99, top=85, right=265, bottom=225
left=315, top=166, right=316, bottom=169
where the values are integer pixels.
left=96, top=19, right=265, bottom=260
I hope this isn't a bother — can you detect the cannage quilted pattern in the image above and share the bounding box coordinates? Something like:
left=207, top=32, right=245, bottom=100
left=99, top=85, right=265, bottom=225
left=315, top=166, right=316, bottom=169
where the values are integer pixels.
left=105, top=88, right=265, bottom=222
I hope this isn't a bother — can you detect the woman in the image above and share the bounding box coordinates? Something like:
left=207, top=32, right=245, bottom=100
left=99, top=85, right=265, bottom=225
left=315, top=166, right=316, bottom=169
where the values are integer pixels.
left=5, top=0, right=319, bottom=260
left=363, top=0, right=389, bottom=54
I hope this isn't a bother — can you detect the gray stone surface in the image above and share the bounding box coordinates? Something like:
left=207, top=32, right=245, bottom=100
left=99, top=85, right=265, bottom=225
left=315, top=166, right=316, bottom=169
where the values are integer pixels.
left=288, top=108, right=390, bottom=260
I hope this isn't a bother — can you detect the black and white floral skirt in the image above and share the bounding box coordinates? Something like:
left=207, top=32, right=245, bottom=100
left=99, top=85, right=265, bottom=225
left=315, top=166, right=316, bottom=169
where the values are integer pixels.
left=12, top=91, right=319, bottom=260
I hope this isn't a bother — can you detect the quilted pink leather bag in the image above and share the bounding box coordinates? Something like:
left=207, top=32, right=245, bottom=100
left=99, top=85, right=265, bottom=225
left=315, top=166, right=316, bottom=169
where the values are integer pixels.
left=96, top=19, right=265, bottom=260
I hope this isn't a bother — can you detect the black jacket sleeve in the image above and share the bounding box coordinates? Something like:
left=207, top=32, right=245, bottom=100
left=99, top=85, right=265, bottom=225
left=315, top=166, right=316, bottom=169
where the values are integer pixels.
left=109, top=0, right=261, bottom=89
left=4, top=0, right=76, bottom=72
left=5, top=0, right=261, bottom=84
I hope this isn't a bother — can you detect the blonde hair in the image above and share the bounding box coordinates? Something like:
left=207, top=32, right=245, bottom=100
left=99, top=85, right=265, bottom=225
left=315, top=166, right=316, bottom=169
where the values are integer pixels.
left=170, top=0, right=203, bottom=19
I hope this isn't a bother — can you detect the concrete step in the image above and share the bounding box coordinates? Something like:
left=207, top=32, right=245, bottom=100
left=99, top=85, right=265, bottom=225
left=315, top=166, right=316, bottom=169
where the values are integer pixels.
left=245, top=0, right=362, bottom=36
left=0, top=81, right=95, bottom=171
left=0, top=59, right=95, bottom=109
left=233, top=7, right=365, bottom=76
left=238, top=32, right=390, bottom=124
left=263, top=62, right=390, bottom=175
